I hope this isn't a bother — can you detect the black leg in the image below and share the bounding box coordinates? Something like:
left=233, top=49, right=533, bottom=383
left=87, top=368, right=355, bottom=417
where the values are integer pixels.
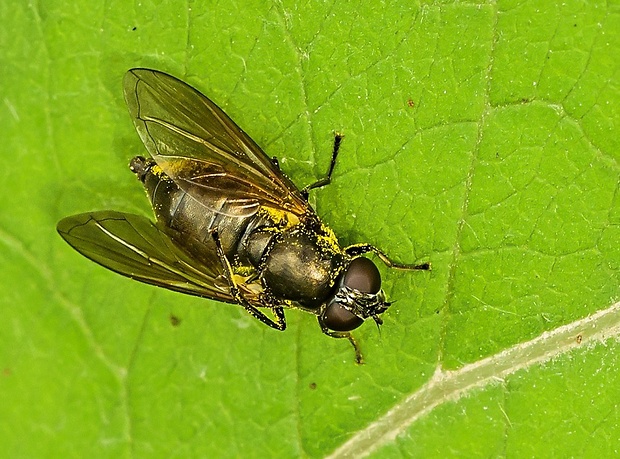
left=344, top=243, right=431, bottom=271
left=317, top=317, right=363, bottom=364
left=210, top=229, right=286, bottom=331
left=301, top=133, right=344, bottom=199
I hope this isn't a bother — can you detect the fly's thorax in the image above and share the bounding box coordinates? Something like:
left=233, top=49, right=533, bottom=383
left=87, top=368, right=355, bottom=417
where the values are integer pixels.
left=260, top=228, right=346, bottom=308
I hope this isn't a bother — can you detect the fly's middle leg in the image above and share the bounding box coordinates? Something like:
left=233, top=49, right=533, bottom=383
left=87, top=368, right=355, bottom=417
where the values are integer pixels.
left=301, top=133, right=343, bottom=199
left=210, top=228, right=286, bottom=331
left=344, top=243, right=431, bottom=271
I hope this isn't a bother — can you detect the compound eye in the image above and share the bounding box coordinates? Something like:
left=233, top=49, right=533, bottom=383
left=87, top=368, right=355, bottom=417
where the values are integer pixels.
left=322, top=301, right=364, bottom=332
left=343, top=257, right=381, bottom=294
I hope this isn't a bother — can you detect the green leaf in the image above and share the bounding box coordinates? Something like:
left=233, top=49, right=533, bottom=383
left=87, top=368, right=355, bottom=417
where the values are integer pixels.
left=1, top=1, right=618, bottom=457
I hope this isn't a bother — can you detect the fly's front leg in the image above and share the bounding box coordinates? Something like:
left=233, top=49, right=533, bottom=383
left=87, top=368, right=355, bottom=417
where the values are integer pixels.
left=301, top=133, right=343, bottom=199
left=258, top=289, right=287, bottom=329
left=211, top=229, right=286, bottom=331
left=317, top=317, right=363, bottom=364
left=345, top=243, right=431, bottom=271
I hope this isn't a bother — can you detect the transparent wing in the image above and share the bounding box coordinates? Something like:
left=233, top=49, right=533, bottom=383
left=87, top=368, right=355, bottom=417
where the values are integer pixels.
left=123, top=68, right=311, bottom=218
left=57, top=211, right=237, bottom=303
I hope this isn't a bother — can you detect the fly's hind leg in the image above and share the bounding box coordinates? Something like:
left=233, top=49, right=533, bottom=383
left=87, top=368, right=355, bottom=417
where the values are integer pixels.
left=210, top=229, right=286, bottom=331
left=317, top=317, right=363, bottom=365
left=301, top=133, right=343, bottom=199
left=345, top=243, right=431, bottom=271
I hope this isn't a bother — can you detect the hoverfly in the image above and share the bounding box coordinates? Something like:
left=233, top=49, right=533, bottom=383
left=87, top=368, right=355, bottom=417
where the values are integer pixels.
left=57, top=69, right=430, bottom=363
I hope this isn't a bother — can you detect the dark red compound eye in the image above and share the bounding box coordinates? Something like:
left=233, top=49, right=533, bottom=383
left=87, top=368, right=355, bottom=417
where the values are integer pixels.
left=322, top=302, right=364, bottom=332
left=343, top=257, right=381, bottom=293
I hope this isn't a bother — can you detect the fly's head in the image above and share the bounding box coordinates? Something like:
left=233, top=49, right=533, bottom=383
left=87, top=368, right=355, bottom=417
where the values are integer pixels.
left=320, top=257, right=391, bottom=332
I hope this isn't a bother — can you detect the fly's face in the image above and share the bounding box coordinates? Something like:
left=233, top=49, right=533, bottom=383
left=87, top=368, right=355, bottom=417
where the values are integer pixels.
left=320, top=257, right=389, bottom=333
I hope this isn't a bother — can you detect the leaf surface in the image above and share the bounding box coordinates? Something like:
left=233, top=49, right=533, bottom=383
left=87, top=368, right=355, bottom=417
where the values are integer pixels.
left=0, top=1, right=618, bottom=457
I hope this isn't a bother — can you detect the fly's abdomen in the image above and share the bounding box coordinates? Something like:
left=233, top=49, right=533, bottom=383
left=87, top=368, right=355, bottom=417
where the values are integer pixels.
left=130, top=156, right=273, bottom=263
